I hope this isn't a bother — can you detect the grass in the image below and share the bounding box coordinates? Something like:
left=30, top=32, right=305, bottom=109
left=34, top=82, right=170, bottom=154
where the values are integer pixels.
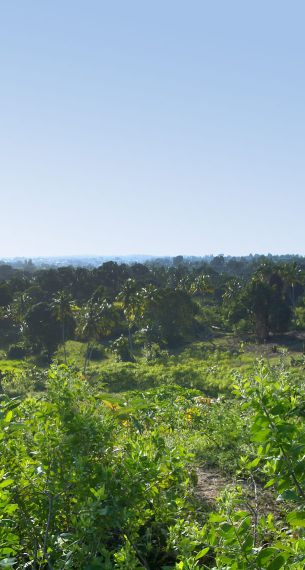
left=55, top=339, right=277, bottom=396
left=0, top=358, right=28, bottom=372
left=0, top=335, right=297, bottom=400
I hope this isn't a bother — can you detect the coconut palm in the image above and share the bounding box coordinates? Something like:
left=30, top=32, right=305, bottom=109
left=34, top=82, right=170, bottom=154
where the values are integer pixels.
left=279, top=262, right=304, bottom=309
left=51, top=291, right=74, bottom=363
left=116, top=279, right=139, bottom=353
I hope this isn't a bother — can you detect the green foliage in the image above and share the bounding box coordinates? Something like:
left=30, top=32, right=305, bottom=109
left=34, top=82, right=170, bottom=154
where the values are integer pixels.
left=235, top=362, right=305, bottom=504
left=0, top=365, right=194, bottom=568
left=293, top=297, right=305, bottom=330
left=2, top=355, right=305, bottom=568
left=6, top=343, right=27, bottom=360
left=1, top=367, right=48, bottom=396
left=96, top=349, right=242, bottom=395
left=24, top=302, right=62, bottom=360
left=88, top=344, right=106, bottom=361
left=145, top=288, right=197, bottom=347
left=157, top=362, right=305, bottom=570
left=111, top=335, right=135, bottom=362
left=143, top=342, right=169, bottom=362
left=195, top=362, right=305, bottom=569
left=3, top=257, right=305, bottom=567
left=0, top=282, right=13, bottom=307
left=224, top=268, right=294, bottom=341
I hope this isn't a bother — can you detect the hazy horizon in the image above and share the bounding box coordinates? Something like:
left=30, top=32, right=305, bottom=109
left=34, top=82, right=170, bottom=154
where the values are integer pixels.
left=2, top=1, right=305, bottom=257
left=2, top=251, right=305, bottom=262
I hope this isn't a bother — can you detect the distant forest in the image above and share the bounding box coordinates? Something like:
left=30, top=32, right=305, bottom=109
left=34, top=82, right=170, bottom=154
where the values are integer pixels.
left=1, top=254, right=305, bottom=364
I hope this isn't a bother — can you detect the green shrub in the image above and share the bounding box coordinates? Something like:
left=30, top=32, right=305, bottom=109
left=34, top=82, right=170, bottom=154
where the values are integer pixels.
left=87, top=344, right=105, bottom=361
left=7, top=343, right=27, bottom=360
left=111, top=335, right=135, bottom=362
left=1, top=369, right=34, bottom=396
left=0, top=365, right=193, bottom=568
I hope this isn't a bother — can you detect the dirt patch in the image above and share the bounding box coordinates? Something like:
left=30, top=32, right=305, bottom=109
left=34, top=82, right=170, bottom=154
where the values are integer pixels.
left=195, top=466, right=285, bottom=521
left=195, top=467, right=230, bottom=504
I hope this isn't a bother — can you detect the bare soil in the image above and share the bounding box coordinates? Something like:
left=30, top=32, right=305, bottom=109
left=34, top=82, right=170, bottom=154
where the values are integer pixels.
left=195, top=466, right=285, bottom=520
left=195, top=466, right=230, bottom=505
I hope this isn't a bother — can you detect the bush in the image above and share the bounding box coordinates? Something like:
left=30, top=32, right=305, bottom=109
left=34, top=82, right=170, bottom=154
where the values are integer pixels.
left=111, top=335, right=135, bottom=362
left=87, top=344, right=105, bottom=361
left=293, top=305, right=305, bottom=330
left=7, top=343, right=27, bottom=360
left=35, top=349, right=50, bottom=366
left=232, top=318, right=251, bottom=336
left=1, top=369, right=34, bottom=395
left=143, top=342, right=169, bottom=362
left=0, top=365, right=193, bottom=568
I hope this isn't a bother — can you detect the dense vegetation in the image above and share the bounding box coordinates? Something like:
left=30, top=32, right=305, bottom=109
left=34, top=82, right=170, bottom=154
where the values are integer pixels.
left=1, top=257, right=305, bottom=567
left=1, top=255, right=305, bottom=358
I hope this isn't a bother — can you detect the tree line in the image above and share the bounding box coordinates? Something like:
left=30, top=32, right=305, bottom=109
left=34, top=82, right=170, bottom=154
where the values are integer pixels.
left=0, top=259, right=305, bottom=365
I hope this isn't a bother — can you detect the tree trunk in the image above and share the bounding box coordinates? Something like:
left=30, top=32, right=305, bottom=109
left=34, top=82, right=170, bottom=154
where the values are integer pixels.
left=83, top=342, right=90, bottom=373
left=128, top=326, right=133, bottom=354
left=291, top=283, right=295, bottom=309
left=62, top=321, right=67, bottom=364
left=84, top=342, right=94, bottom=373
left=255, top=314, right=269, bottom=343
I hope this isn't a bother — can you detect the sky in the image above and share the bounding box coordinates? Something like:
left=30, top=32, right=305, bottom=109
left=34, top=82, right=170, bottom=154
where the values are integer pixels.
left=1, top=1, right=305, bottom=258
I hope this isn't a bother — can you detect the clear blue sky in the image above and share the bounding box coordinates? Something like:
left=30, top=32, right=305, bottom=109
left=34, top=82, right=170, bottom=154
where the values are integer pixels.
left=1, top=1, right=305, bottom=257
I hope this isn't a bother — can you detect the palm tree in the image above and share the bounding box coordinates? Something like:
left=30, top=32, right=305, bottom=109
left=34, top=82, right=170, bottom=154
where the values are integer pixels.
left=116, top=279, right=139, bottom=353
left=279, top=263, right=303, bottom=309
left=51, top=291, right=74, bottom=363
left=77, top=299, right=103, bottom=372
left=12, top=292, right=28, bottom=326
left=189, top=274, right=214, bottom=299
left=136, top=284, right=160, bottom=343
